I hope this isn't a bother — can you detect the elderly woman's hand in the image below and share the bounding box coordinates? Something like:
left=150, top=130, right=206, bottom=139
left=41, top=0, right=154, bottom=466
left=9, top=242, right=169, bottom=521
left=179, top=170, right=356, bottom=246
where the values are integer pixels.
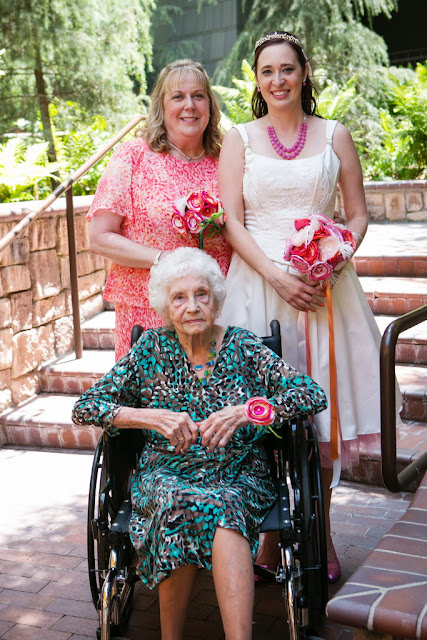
left=121, top=407, right=198, bottom=453
left=152, top=409, right=199, bottom=453
left=198, top=405, right=248, bottom=452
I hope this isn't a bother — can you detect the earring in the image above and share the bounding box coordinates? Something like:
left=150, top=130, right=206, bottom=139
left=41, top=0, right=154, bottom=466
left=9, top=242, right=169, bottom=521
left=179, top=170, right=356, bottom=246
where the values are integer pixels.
left=257, top=86, right=261, bottom=92
left=303, top=79, right=307, bottom=86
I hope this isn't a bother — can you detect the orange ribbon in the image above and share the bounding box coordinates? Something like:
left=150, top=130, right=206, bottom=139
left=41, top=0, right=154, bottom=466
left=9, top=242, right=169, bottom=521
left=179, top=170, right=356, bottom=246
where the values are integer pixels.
left=305, top=281, right=339, bottom=460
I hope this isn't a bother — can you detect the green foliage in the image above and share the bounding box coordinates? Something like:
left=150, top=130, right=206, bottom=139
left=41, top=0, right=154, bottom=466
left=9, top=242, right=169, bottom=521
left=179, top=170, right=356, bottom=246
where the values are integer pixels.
left=213, top=61, right=255, bottom=127
left=317, top=77, right=385, bottom=155
left=365, top=63, right=427, bottom=179
left=0, top=103, right=138, bottom=202
left=0, top=0, right=153, bottom=139
left=56, top=114, right=114, bottom=196
left=0, top=138, right=61, bottom=202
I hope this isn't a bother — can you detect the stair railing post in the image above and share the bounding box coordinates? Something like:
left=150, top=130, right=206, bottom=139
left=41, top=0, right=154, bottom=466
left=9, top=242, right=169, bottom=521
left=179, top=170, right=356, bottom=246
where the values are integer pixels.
left=65, top=184, right=83, bottom=359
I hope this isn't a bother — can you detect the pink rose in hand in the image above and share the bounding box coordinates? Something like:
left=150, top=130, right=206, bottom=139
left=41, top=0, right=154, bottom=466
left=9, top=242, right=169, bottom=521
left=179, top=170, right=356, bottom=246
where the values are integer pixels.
left=309, top=261, right=333, bottom=281
left=318, top=234, right=341, bottom=261
left=290, top=255, right=310, bottom=273
left=291, top=240, right=320, bottom=265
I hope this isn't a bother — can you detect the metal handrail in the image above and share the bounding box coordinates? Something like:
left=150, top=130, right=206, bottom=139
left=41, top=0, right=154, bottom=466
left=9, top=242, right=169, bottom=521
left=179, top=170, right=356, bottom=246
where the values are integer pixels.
left=381, top=304, right=427, bottom=492
left=0, top=114, right=145, bottom=358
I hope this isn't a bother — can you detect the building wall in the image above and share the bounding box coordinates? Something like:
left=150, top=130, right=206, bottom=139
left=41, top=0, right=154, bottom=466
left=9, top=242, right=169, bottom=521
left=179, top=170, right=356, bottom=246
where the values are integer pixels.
left=153, top=0, right=247, bottom=77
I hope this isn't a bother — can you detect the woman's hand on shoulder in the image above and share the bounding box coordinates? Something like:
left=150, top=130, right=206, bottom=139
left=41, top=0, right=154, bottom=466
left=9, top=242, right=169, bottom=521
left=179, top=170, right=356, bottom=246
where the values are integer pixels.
left=269, top=269, right=326, bottom=312
left=198, top=405, right=247, bottom=452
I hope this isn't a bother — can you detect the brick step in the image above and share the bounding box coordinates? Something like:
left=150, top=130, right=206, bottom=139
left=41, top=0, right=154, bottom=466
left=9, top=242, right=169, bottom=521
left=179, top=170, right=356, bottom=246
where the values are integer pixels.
left=376, top=314, right=427, bottom=364
left=396, top=363, right=427, bottom=422
left=359, top=275, right=427, bottom=315
left=82, top=310, right=115, bottom=350
left=1, top=393, right=425, bottom=490
left=354, top=255, right=427, bottom=278
left=342, top=419, right=427, bottom=488
left=39, top=349, right=115, bottom=394
left=0, top=393, right=101, bottom=450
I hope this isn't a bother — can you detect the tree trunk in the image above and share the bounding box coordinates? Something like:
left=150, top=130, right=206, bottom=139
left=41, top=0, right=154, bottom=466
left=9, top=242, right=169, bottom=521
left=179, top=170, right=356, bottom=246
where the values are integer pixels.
left=34, top=44, right=57, bottom=166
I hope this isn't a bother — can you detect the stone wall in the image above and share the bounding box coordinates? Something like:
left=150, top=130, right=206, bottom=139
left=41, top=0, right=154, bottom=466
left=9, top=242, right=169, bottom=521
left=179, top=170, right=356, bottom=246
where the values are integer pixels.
left=0, top=196, right=108, bottom=414
left=346, top=180, right=427, bottom=221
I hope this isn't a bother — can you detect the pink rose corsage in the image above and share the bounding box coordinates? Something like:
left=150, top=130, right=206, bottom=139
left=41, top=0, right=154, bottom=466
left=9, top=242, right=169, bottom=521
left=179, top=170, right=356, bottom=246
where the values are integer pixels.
left=171, top=190, right=226, bottom=249
left=245, top=396, right=275, bottom=426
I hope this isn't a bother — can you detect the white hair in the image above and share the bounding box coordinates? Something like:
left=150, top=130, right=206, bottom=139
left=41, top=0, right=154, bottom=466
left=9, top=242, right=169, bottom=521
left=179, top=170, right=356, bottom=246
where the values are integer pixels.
left=148, top=247, right=226, bottom=320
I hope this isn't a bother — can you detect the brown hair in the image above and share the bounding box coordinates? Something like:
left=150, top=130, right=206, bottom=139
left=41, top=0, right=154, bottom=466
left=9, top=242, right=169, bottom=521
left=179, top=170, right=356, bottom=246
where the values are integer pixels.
left=251, top=31, right=319, bottom=119
left=142, top=59, right=222, bottom=158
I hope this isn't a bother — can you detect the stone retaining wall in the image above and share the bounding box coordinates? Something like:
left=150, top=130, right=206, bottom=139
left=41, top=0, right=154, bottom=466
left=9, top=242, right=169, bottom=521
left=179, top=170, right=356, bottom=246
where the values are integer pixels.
left=363, top=180, right=427, bottom=222
left=0, top=196, right=108, bottom=414
left=0, top=180, right=426, bottom=417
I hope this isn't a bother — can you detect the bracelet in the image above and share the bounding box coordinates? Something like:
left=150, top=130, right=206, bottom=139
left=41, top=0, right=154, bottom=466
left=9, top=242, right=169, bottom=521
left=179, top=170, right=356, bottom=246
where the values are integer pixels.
left=245, top=396, right=275, bottom=426
left=153, top=250, right=164, bottom=266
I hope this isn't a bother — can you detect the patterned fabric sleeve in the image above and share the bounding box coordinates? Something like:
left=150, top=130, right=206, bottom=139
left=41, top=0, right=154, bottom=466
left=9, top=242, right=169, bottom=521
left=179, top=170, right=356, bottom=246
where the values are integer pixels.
left=71, top=331, right=158, bottom=435
left=87, top=138, right=146, bottom=222
left=236, top=328, right=328, bottom=423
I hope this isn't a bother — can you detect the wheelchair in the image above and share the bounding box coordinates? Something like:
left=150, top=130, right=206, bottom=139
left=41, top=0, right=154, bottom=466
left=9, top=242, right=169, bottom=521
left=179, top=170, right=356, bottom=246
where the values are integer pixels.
left=87, top=320, right=328, bottom=640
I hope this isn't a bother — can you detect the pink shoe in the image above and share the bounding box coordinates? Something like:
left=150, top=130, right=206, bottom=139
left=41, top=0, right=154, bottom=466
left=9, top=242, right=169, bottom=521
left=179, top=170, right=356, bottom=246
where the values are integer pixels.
left=327, top=552, right=341, bottom=583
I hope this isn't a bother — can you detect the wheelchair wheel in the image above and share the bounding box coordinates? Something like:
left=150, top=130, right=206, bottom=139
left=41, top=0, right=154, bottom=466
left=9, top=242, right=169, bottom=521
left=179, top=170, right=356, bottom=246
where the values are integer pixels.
left=88, top=435, right=108, bottom=608
left=285, top=419, right=327, bottom=638
left=88, top=435, right=137, bottom=638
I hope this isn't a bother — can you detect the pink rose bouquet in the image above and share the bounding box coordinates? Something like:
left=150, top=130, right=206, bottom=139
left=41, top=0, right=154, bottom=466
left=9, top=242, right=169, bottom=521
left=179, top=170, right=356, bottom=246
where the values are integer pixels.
left=283, top=214, right=356, bottom=282
left=171, top=190, right=226, bottom=249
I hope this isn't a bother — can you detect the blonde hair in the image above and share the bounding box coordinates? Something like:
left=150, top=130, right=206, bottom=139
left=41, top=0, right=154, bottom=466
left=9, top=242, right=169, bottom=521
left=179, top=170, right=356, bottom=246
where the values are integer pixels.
left=142, top=59, right=222, bottom=159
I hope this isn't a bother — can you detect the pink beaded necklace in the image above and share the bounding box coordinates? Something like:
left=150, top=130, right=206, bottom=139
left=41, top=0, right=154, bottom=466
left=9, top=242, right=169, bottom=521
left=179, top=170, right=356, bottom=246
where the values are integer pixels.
left=267, top=115, right=307, bottom=160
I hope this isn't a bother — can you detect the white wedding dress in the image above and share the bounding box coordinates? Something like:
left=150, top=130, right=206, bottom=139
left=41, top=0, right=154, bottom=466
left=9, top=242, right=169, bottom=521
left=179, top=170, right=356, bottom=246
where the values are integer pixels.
left=220, top=120, right=402, bottom=480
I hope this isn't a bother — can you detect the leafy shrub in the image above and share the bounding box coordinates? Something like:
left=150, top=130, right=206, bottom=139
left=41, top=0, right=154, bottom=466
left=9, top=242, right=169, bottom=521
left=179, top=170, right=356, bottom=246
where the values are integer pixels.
left=365, top=63, right=427, bottom=179
left=0, top=138, right=61, bottom=203
left=56, top=114, right=114, bottom=196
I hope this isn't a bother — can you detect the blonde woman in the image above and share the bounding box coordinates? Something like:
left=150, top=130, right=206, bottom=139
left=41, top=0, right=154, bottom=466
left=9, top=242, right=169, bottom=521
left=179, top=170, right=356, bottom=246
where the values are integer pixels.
left=88, top=59, right=231, bottom=361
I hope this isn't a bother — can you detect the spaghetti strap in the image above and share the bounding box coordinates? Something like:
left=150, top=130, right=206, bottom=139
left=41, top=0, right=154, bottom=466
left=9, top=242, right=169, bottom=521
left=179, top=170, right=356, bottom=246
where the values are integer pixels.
left=233, top=123, right=250, bottom=150
left=326, top=120, right=338, bottom=145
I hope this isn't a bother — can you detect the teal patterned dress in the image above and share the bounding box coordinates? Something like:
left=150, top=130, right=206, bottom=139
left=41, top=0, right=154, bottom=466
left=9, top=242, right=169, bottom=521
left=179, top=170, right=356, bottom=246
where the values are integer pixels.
left=72, top=326, right=327, bottom=588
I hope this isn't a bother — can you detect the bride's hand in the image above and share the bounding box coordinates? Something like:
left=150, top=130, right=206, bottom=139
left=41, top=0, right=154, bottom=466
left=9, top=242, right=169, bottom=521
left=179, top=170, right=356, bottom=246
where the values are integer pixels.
left=270, top=270, right=326, bottom=312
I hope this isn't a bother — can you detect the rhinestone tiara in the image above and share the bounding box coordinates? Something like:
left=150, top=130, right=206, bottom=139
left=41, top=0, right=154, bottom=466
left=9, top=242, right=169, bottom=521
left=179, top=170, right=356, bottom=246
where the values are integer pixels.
left=255, top=32, right=301, bottom=51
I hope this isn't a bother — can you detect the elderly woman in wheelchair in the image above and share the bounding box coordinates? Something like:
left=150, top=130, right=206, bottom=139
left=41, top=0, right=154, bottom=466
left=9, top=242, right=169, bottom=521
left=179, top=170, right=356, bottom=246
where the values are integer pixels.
left=72, top=247, right=327, bottom=640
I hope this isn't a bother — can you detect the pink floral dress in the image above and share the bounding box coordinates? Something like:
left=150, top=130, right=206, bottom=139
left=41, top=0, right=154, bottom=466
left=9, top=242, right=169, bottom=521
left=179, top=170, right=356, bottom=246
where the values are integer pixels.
left=87, top=138, right=232, bottom=360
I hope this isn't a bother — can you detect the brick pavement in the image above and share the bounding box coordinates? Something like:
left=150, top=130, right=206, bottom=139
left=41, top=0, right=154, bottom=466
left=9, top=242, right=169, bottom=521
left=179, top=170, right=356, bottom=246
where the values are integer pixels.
left=0, top=446, right=413, bottom=640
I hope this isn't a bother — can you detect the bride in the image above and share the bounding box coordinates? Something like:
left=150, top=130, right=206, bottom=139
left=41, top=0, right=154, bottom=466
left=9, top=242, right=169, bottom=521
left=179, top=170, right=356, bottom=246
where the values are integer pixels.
left=218, top=30, right=402, bottom=584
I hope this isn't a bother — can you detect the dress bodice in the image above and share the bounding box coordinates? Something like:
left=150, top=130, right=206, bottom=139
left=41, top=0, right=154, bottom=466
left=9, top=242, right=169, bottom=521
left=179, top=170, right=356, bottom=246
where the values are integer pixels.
left=235, top=120, right=341, bottom=264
